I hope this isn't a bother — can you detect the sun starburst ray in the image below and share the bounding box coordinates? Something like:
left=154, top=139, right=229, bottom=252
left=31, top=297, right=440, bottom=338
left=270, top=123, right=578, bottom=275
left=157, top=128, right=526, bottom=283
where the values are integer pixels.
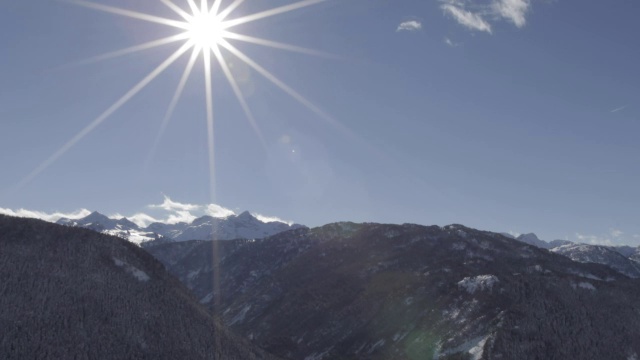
left=160, top=0, right=192, bottom=22
left=212, top=46, right=266, bottom=148
left=203, top=48, right=216, bottom=201
left=69, top=34, right=189, bottom=67
left=186, top=0, right=200, bottom=14
left=223, top=32, right=335, bottom=58
left=145, top=47, right=201, bottom=171
left=67, top=0, right=189, bottom=29
left=217, top=0, right=246, bottom=21
left=222, top=0, right=325, bottom=28
left=19, top=41, right=192, bottom=188
left=24, top=0, right=331, bottom=186
left=220, top=40, right=342, bottom=130
left=210, top=0, right=223, bottom=15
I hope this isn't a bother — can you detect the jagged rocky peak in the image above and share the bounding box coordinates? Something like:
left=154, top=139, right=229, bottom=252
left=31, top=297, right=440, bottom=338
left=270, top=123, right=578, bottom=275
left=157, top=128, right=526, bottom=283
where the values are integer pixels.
left=236, top=210, right=255, bottom=220
left=83, top=210, right=111, bottom=223
left=516, top=233, right=551, bottom=248
left=55, top=207, right=303, bottom=245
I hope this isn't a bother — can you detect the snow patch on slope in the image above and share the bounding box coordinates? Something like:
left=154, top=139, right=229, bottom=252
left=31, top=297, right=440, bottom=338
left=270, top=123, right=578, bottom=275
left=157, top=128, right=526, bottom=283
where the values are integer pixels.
left=458, top=275, right=499, bottom=294
left=113, top=257, right=150, bottom=282
left=436, top=335, right=490, bottom=360
left=229, top=304, right=252, bottom=325
left=571, top=281, right=596, bottom=291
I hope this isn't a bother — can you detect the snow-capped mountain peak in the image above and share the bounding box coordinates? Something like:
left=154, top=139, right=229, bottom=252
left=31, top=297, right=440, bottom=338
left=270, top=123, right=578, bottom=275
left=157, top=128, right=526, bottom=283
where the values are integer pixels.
left=57, top=209, right=303, bottom=245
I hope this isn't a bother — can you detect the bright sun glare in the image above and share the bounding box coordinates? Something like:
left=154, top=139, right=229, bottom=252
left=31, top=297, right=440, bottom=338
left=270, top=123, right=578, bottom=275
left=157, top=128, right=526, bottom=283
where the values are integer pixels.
left=21, top=0, right=336, bottom=190
left=185, top=5, right=227, bottom=51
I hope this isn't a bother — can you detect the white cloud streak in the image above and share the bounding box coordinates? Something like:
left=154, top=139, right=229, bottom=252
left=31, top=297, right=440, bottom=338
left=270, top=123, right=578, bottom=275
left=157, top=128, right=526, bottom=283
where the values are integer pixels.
left=576, top=233, right=614, bottom=246
left=165, top=210, right=198, bottom=224
left=127, top=213, right=161, bottom=227
left=149, top=195, right=200, bottom=212
left=610, top=229, right=623, bottom=238
left=252, top=213, right=294, bottom=225
left=575, top=229, right=629, bottom=246
left=0, top=207, right=92, bottom=222
left=441, top=3, right=492, bottom=33
left=440, top=0, right=532, bottom=34
left=491, top=0, right=530, bottom=28
left=396, top=20, right=423, bottom=32
left=444, top=37, right=460, bottom=47
left=610, top=105, right=627, bottom=113
left=205, top=204, right=236, bottom=218
left=147, top=195, right=235, bottom=224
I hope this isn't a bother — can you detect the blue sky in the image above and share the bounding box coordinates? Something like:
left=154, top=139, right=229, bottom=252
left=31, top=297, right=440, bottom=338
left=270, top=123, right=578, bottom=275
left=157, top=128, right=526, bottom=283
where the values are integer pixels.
left=1, top=0, right=639, bottom=245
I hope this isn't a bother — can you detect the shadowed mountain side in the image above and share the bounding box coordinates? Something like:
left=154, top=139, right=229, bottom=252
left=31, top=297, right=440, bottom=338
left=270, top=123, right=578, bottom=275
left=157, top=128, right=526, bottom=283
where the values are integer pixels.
left=0, top=215, right=280, bottom=360
left=147, top=223, right=640, bottom=360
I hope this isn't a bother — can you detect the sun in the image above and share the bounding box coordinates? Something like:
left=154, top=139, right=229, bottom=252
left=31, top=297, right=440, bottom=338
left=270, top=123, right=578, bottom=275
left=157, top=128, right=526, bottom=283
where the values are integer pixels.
left=184, top=5, right=227, bottom=51
left=21, top=0, right=336, bottom=192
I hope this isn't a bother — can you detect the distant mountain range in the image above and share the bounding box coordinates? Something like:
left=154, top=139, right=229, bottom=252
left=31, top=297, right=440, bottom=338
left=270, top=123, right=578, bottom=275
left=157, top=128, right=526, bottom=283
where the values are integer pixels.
left=505, top=232, right=640, bottom=278
left=6, top=211, right=640, bottom=359
left=56, top=210, right=304, bottom=244
left=500, top=232, right=572, bottom=249
left=56, top=210, right=640, bottom=280
left=146, top=223, right=640, bottom=359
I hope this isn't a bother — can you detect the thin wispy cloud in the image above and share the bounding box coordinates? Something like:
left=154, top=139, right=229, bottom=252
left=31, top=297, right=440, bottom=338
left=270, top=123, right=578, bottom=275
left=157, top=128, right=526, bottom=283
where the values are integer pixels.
left=396, top=20, right=423, bottom=32
left=576, top=233, right=614, bottom=246
left=165, top=210, right=198, bottom=225
left=610, top=229, right=624, bottom=238
left=491, top=0, right=530, bottom=27
left=575, top=229, right=627, bottom=246
left=253, top=213, right=294, bottom=225
left=444, top=37, right=461, bottom=47
left=116, top=199, right=234, bottom=226
left=441, top=3, right=492, bottom=33
left=439, top=0, right=532, bottom=34
left=148, top=195, right=235, bottom=224
left=205, top=203, right=236, bottom=218
left=610, top=105, right=627, bottom=113
left=0, top=207, right=91, bottom=223
left=149, top=195, right=200, bottom=212
left=126, top=213, right=161, bottom=227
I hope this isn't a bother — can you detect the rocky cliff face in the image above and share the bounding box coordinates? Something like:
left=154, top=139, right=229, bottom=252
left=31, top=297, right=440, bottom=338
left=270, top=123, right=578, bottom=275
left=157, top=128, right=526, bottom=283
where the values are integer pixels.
left=0, top=215, right=280, bottom=360
left=147, top=222, right=640, bottom=360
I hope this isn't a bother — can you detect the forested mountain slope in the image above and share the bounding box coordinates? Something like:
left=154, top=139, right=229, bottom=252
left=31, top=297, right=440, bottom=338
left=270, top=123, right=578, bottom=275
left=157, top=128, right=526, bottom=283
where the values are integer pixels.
left=0, top=215, right=279, bottom=360
left=148, top=223, right=640, bottom=360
